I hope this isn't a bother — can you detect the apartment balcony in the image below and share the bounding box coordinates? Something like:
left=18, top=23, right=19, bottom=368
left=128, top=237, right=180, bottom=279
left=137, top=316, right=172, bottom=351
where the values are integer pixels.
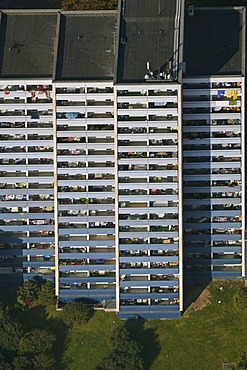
left=119, top=238, right=148, bottom=245
left=60, top=276, right=115, bottom=283
left=57, top=100, right=86, bottom=107
left=57, top=137, right=86, bottom=144
left=117, top=90, right=147, bottom=97
left=56, top=112, right=86, bottom=120
left=89, top=270, right=115, bottom=277
left=26, top=269, right=54, bottom=277
left=150, top=213, right=178, bottom=220
left=148, top=89, right=177, bottom=96
left=59, top=227, right=115, bottom=236
left=119, top=213, right=148, bottom=221
left=59, top=271, right=88, bottom=278
left=0, top=122, right=25, bottom=128
left=0, top=110, right=25, bottom=117
left=58, top=205, right=114, bottom=215
left=28, top=122, right=53, bottom=128
left=212, top=265, right=241, bottom=272
left=59, top=239, right=115, bottom=249
left=57, top=124, right=86, bottom=131
left=59, top=258, right=88, bottom=266
left=59, top=263, right=115, bottom=272
left=120, top=299, right=149, bottom=306
left=59, top=253, right=115, bottom=261
left=59, top=282, right=87, bottom=290
left=118, top=127, right=147, bottom=134
left=87, top=124, right=114, bottom=131
left=150, top=298, right=179, bottom=306
left=119, top=250, right=148, bottom=257
left=56, top=87, right=85, bottom=94
left=57, top=149, right=86, bottom=156
left=57, top=161, right=85, bottom=169
left=29, top=242, right=55, bottom=250
left=118, top=152, right=147, bottom=159
left=118, top=103, right=147, bottom=109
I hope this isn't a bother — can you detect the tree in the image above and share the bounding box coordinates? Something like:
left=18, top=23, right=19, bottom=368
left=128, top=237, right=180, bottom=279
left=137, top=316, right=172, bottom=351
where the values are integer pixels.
left=62, top=0, right=118, bottom=11
left=32, top=352, right=56, bottom=370
left=19, top=329, right=55, bottom=355
left=17, top=280, right=40, bottom=308
left=38, top=281, right=56, bottom=306
left=98, top=326, right=144, bottom=370
left=0, top=360, right=12, bottom=370
left=0, top=307, right=22, bottom=355
left=61, top=301, right=92, bottom=327
left=12, top=356, right=32, bottom=370
left=237, top=350, right=247, bottom=369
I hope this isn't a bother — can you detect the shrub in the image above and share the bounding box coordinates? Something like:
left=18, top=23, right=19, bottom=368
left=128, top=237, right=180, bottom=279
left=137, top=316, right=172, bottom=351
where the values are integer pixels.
left=61, top=301, right=92, bottom=327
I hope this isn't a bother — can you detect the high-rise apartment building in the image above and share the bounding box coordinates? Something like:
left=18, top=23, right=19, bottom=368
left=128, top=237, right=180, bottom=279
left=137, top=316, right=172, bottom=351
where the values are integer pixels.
left=0, top=0, right=245, bottom=319
left=183, top=7, right=246, bottom=283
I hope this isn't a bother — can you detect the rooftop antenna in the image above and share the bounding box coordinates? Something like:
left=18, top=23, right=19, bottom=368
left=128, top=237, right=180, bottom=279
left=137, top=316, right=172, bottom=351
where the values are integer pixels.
left=145, top=61, right=156, bottom=80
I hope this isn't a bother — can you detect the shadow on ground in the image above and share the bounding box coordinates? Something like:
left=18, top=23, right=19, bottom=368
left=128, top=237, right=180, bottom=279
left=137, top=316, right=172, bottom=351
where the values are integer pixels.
left=126, top=320, right=161, bottom=370
left=183, top=276, right=212, bottom=312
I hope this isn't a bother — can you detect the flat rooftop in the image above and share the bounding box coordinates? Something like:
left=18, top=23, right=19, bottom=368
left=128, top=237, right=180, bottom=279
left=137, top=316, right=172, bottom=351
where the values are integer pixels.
left=56, top=12, right=118, bottom=80
left=183, top=7, right=245, bottom=76
left=116, top=0, right=180, bottom=83
left=0, top=11, right=57, bottom=78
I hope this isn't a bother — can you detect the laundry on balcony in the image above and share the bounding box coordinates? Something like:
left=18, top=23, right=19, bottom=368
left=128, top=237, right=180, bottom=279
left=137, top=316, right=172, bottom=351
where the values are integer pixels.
left=65, top=112, right=78, bottom=119
left=217, top=90, right=225, bottom=98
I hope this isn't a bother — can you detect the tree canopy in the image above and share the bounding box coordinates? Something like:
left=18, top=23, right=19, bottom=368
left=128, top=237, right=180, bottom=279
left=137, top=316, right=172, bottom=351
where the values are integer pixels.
left=17, top=279, right=40, bottom=308
left=38, top=281, right=56, bottom=306
left=61, top=0, right=118, bottom=11
left=98, top=326, right=144, bottom=370
left=19, top=329, right=56, bottom=355
left=237, top=350, right=247, bottom=369
left=0, top=305, right=22, bottom=356
left=16, top=279, right=55, bottom=308
left=61, top=301, right=93, bottom=327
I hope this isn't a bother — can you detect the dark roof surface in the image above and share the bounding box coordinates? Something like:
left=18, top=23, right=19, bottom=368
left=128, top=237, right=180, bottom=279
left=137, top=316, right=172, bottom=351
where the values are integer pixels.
left=0, top=12, right=57, bottom=78
left=183, top=8, right=245, bottom=76
left=116, top=0, right=179, bottom=83
left=56, top=13, right=117, bottom=80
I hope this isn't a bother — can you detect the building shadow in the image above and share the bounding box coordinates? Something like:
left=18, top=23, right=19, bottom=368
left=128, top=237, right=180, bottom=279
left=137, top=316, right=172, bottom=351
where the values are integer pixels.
left=184, top=8, right=241, bottom=76
left=182, top=85, right=212, bottom=311
left=0, top=229, right=24, bottom=296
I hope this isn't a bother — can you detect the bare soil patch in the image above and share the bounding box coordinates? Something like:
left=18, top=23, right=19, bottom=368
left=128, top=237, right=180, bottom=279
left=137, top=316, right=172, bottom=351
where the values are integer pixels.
left=184, top=285, right=212, bottom=314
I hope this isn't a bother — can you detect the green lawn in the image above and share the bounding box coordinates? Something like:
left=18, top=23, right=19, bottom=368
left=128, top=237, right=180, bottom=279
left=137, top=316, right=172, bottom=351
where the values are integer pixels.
left=144, top=281, right=247, bottom=370
left=6, top=281, right=247, bottom=370
left=60, top=281, right=247, bottom=370
left=62, top=311, right=123, bottom=370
